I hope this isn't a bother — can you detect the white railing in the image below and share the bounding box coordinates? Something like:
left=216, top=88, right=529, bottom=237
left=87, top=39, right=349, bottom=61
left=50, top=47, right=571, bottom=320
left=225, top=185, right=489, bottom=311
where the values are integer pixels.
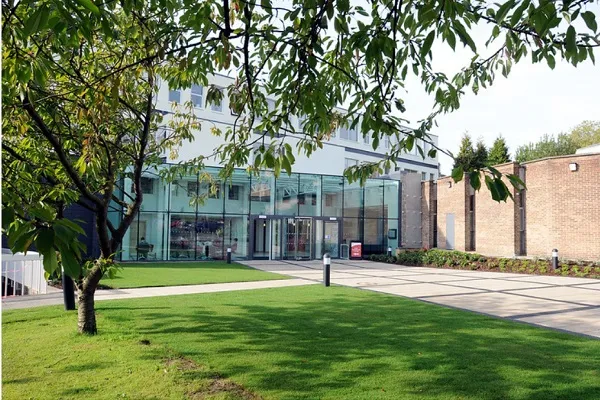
left=2, top=252, right=47, bottom=297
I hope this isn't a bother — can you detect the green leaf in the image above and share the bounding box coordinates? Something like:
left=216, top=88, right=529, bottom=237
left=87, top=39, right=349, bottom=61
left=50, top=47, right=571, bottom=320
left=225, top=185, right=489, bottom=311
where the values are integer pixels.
left=469, top=171, right=481, bottom=191
left=421, top=31, right=435, bottom=58
left=451, top=166, right=464, bottom=183
left=55, top=219, right=86, bottom=236
left=76, top=0, right=100, bottom=15
left=546, top=54, right=556, bottom=69
left=22, top=8, right=43, bottom=38
left=565, top=26, right=577, bottom=54
left=2, top=207, right=15, bottom=230
left=42, top=249, right=59, bottom=275
left=58, top=244, right=81, bottom=278
left=35, top=228, right=55, bottom=254
left=496, top=0, right=516, bottom=24
left=582, top=11, right=597, bottom=33
left=453, top=23, right=476, bottom=52
left=510, top=0, right=530, bottom=26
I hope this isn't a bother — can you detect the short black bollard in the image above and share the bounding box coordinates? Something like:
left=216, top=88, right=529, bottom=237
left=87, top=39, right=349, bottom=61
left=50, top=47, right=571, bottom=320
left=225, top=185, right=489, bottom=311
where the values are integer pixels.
left=552, top=248, right=559, bottom=270
left=387, top=247, right=392, bottom=257
left=227, top=247, right=232, bottom=264
left=62, top=270, right=76, bottom=311
left=323, top=253, right=331, bottom=287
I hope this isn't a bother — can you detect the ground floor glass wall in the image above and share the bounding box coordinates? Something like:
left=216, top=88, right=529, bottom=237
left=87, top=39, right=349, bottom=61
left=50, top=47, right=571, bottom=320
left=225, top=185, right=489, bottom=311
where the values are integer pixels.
left=118, top=167, right=401, bottom=261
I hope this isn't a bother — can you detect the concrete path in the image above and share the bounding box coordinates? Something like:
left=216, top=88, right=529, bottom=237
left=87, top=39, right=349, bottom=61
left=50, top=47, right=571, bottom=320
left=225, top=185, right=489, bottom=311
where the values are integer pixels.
left=240, top=259, right=600, bottom=338
left=2, top=279, right=315, bottom=310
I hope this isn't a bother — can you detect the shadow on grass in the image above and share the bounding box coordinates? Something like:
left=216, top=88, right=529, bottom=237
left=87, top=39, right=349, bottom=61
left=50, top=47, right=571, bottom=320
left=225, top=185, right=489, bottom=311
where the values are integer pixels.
left=99, top=287, right=600, bottom=399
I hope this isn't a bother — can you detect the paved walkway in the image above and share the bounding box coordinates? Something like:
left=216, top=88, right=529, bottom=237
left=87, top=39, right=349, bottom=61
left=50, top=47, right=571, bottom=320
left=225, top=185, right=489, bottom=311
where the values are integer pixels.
left=2, top=279, right=315, bottom=310
left=240, top=259, right=600, bottom=338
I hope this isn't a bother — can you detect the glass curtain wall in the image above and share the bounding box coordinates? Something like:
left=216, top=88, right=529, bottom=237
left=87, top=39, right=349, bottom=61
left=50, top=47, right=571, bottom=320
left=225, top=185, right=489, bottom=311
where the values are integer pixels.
left=118, top=166, right=401, bottom=261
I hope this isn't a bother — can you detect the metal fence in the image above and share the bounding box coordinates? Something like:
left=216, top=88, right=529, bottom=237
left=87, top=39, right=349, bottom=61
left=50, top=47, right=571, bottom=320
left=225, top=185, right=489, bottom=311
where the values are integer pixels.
left=2, top=252, right=47, bottom=297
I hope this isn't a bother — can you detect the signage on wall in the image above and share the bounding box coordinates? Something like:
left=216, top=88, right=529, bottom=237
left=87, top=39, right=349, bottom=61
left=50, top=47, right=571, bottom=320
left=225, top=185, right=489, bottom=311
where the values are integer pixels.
left=259, top=215, right=267, bottom=219
left=329, top=217, right=337, bottom=221
left=388, top=229, right=397, bottom=240
left=350, top=241, right=362, bottom=259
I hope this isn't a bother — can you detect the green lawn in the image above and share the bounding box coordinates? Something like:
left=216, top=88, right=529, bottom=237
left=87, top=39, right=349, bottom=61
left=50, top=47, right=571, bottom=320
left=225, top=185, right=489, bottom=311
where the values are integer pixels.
left=101, top=261, right=286, bottom=288
left=3, top=285, right=600, bottom=400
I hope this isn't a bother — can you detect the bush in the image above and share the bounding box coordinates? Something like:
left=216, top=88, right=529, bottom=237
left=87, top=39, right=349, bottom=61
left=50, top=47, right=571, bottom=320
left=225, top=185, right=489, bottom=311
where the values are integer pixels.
left=368, top=249, right=599, bottom=279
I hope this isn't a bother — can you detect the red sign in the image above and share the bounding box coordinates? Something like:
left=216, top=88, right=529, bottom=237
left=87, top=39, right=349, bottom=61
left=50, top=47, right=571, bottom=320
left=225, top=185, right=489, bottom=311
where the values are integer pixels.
left=350, top=242, right=362, bottom=259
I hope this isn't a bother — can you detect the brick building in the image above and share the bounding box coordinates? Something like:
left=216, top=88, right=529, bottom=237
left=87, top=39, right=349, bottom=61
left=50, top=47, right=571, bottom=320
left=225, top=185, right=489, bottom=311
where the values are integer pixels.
left=422, top=153, right=600, bottom=261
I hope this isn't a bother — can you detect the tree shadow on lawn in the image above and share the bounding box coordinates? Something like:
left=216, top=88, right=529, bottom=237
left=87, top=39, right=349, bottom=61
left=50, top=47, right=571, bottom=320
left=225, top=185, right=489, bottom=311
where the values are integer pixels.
left=99, top=287, right=600, bottom=399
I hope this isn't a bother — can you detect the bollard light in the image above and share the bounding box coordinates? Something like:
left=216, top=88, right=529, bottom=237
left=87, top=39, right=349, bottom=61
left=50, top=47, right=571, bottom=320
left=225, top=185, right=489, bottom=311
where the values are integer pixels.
left=552, top=248, right=559, bottom=270
left=387, top=247, right=392, bottom=257
left=226, top=247, right=232, bottom=264
left=323, top=253, right=331, bottom=287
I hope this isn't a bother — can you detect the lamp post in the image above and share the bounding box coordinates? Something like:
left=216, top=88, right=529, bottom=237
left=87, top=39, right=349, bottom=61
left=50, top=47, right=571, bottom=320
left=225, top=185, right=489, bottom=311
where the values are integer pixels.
left=226, top=247, right=232, bottom=264
left=323, top=253, right=331, bottom=287
left=552, top=249, right=559, bottom=270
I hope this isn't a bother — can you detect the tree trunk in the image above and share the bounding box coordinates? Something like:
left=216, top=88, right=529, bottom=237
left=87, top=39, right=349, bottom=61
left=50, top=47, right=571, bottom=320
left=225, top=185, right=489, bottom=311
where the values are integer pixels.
left=76, top=264, right=103, bottom=335
left=77, top=288, right=97, bottom=334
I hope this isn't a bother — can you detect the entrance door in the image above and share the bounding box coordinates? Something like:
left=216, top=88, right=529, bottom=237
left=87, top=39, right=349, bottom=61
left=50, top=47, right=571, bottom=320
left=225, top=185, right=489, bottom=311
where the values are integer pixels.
left=283, top=217, right=312, bottom=260
left=314, top=219, right=340, bottom=259
left=252, top=218, right=270, bottom=259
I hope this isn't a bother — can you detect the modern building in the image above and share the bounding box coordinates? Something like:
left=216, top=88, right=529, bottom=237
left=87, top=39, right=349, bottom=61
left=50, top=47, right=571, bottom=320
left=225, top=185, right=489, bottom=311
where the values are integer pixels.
left=108, top=74, right=439, bottom=262
left=155, top=74, right=440, bottom=179
left=113, top=166, right=402, bottom=262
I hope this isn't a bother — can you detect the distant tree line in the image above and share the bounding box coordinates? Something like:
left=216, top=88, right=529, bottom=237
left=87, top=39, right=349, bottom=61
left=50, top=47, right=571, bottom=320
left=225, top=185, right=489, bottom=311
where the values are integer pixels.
left=515, top=120, right=600, bottom=162
left=453, top=120, right=600, bottom=172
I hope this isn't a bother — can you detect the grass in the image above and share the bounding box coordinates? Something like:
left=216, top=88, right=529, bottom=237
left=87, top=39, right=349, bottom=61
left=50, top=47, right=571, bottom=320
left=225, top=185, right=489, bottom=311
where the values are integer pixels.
left=3, top=285, right=600, bottom=400
left=101, top=261, right=287, bottom=289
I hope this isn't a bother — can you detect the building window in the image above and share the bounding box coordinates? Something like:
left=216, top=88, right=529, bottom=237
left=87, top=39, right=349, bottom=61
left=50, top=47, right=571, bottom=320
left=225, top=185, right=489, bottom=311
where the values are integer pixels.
left=298, top=193, right=305, bottom=205
left=141, top=177, right=154, bottom=194
left=325, top=194, right=334, bottom=207
left=204, top=184, right=220, bottom=199
left=430, top=173, right=435, bottom=181
left=340, top=124, right=357, bottom=141
left=311, top=193, right=317, bottom=206
left=421, top=172, right=427, bottom=181
left=364, top=131, right=370, bottom=144
left=211, top=88, right=223, bottom=112
left=168, top=89, right=181, bottom=103
left=187, top=181, right=198, bottom=197
left=191, top=84, right=203, bottom=108
left=385, top=136, right=390, bottom=149
left=228, top=185, right=240, bottom=200
left=345, top=158, right=359, bottom=169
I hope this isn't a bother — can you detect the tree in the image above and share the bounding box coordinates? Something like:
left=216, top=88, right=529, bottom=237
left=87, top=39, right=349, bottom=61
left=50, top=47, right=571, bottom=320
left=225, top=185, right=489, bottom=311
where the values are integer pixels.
left=3, top=0, right=598, bottom=333
left=516, top=133, right=578, bottom=162
left=474, top=139, right=489, bottom=169
left=453, top=133, right=475, bottom=171
left=488, top=136, right=511, bottom=165
left=569, top=120, right=600, bottom=149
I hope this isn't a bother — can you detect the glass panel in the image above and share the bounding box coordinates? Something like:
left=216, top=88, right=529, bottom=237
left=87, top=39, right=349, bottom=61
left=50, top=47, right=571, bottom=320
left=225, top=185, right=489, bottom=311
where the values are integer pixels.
left=386, top=219, right=399, bottom=251
left=169, top=89, right=180, bottom=103
left=191, top=84, right=203, bottom=108
left=343, top=218, right=361, bottom=246
left=225, top=170, right=250, bottom=214
left=364, top=219, right=384, bottom=255
left=169, top=214, right=196, bottom=260
left=275, top=174, right=299, bottom=216
left=298, top=174, right=320, bottom=216
left=384, top=180, right=400, bottom=219
left=322, top=176, right=343, bottom=217
left=122, top=213, right=139, bottom=261
left=127, top=171, right=169, bottom=212
left=224, top=216, right=248, bottom=260
left=343, top=181, right=363, bottom=218
left=296, top=218, right=312, bottom=259
left=195, top=215, right=225, bottom=260
left=314, top=220, right=324, bottom=259
left=250, top=171, right=274, bottom=215
left=271, top=219, right=282, bottom=260
left=324, top=221, right=339, bottom=258
left=364, top=179, right=384, bottom=218
left=170, top=175, right=198, bottom=214
left=253, top=219, right=270, bottom=258
left=136, top=212, right=167, bottom=261
left=198, top=167, right=223, bottom=214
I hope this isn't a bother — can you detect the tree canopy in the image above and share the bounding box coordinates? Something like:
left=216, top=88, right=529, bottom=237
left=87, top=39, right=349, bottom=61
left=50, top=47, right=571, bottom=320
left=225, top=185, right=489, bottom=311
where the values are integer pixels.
left=2, top=0, right=598, bottom=333
left=515, top=120, right=599, bottom=162
left=488, top=136, right=511, bottom=165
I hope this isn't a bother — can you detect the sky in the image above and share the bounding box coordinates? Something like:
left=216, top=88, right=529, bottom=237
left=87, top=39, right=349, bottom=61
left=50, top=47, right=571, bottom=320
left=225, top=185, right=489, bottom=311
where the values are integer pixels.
left=396, top=5, right=600, bottom=175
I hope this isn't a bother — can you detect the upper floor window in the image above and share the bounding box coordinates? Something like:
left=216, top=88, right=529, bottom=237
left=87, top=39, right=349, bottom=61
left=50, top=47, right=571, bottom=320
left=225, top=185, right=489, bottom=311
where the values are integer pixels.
left=141, top=177, right=155, bottom=194
left=345, top=158, right=359, bottom=169
left=385, top=136, right=391, bottom=149
left=191, top=84, right=203, bottom=108
left=363, top=131, right=370, bottom=144
left=168, top=89, right=181, bottom=103
left=340, top=124, right=357, bottom=141
left=210, top=88, right=223, bottom=112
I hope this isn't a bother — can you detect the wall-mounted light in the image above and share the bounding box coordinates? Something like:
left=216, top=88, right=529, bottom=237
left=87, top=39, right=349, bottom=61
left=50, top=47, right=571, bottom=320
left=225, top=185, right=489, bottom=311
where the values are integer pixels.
left=569, top=162, right=578, bottom=172
left=447, top=181, right=452, bottom=188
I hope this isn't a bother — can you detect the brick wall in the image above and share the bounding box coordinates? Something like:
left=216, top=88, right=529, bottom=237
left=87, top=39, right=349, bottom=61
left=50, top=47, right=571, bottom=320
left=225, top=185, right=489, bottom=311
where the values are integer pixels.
left=421, top=181, right=436, bottom=249
left=474, top=162, right=521, bottom=257
left=435, top=176, right=469, bottom=251
left=524, top=154, right=600, bottom=260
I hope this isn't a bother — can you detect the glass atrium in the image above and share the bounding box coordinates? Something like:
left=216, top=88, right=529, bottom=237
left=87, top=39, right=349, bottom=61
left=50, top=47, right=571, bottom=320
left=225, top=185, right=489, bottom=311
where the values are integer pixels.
left=112, top=167, right=400, bottom=261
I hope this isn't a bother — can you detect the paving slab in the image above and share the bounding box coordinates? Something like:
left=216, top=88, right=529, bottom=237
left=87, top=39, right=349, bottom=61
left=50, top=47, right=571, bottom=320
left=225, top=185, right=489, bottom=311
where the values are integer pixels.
left=330, top=276, right=407, bottom=287
left=519, top=307, right=600, bottom=338
left=366, top=283, right=485, bottom=297
left=444, top=278, right=551, bottom=291
left=507, top=286, right=600, bottom=306
left=502, top=275, right=599, bottom=286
